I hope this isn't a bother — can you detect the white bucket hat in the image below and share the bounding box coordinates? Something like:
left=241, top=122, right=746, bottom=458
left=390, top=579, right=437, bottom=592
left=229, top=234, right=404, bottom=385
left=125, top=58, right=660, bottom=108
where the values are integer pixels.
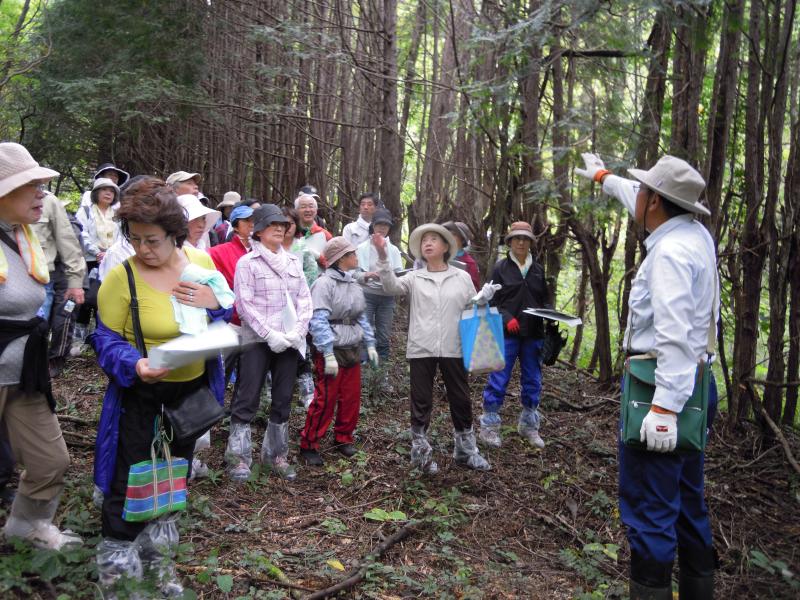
left=627, top=155, right=709, bottom=216
left=0, top=143, right=59, bottom=198
left=408, top=223, right=458, bottom=259
left=177, top=194, right=220, bottom=233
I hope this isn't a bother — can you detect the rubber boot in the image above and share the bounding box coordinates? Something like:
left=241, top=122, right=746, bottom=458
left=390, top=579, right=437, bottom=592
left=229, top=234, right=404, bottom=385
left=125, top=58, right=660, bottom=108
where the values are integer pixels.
left=479, top=411, right=502, bottom=447
left=453, top=427, right=491, bottom=471
left=629, top=580, right=673, bottom=600
left=136, top=513, right=185, bottom=598
left=517, top=406, right=545, bottom=448
left=678, top=545, right=716, bottom=600
left=2, top=493, right=83, bottom=550
left=225, top=422, right=252, bottom=481
left=260, top=421, right=297, bottom=481
left=96, top=538, right=144, bottom=600
left=410, top=426, right=438, bottom=474
left=630, top=553, right=673, bottom=600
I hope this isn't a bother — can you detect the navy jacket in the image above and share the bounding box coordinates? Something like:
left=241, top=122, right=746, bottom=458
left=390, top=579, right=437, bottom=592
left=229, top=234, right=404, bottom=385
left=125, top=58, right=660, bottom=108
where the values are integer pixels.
left=489, top=253, right=550, bottom=339
left=89, top=309, right=229, bottom=494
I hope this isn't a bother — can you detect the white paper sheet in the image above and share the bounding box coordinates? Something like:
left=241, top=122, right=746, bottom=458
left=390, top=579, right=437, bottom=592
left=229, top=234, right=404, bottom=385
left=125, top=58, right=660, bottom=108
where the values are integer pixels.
left=305, top=231, right=327, bottom=256
left=281, top=290, right=297, bottom=332
left=148, top=322, right=241, bottom=370
left=523, top=308, right=583, bottom=328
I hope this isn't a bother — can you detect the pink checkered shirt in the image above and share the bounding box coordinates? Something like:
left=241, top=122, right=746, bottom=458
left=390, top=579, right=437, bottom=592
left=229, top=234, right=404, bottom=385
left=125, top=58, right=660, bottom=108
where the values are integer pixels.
left=234, top=243, right=312, bottom=343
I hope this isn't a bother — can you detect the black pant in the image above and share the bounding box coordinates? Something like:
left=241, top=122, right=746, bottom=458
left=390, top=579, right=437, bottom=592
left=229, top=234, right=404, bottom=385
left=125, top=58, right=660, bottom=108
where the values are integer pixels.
left=76, top=260, right=99, bottom=327
left=231, top=343, right=299, bottom=425
left=47, top=263, right=76, bottom=361
left=0, top=422, right=15, bottom=491
left=101, top=376, right=204, bottom=541
left=409, top=357, right=472, bottom=431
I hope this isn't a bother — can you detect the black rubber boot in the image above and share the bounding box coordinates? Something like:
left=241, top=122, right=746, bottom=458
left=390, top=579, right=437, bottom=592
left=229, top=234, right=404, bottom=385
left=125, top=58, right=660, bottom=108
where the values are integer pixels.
left=678, top=545, right=716, bottom=600
left=335, top=443, right=357, bottom=458
left=300, top=449, right=324, bottom=466
left=630, top=552, right=673, bottom=600
left=629, top=579, right=673, bottom=600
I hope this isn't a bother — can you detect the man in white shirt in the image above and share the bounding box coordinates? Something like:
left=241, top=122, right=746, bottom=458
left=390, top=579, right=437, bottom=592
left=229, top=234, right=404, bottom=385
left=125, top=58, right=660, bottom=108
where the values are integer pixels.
left=576, top=153, right=718, bottom=600
left=342, top=192, right=377, bottom=247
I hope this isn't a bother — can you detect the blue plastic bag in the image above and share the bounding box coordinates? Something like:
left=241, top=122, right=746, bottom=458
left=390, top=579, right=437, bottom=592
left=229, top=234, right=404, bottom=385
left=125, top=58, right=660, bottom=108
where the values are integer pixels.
left=459, top=305, right=506, bottom=374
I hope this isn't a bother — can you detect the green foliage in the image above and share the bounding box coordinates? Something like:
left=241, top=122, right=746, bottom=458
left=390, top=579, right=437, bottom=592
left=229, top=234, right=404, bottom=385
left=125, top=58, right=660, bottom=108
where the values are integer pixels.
left=750, top=549, right=800, bottom=590
left=364, top=507, right=407, bottom=522
left=560, top=541, right=626, bottom=599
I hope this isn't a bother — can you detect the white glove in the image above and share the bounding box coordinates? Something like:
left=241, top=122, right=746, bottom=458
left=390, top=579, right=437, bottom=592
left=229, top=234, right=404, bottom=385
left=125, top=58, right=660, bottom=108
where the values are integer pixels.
left=285, top=331, right=303, bottom=350
left=574, top=152, right=607, bottom=181
left=324, top=353, right=339, bottom=377
left=470, top=281, right=502, bottom=305
left=640, top=410, right=678, bottom=453
left=367, top=346, right=379, bottom=367
left=266, top=330, right=291, bottom=353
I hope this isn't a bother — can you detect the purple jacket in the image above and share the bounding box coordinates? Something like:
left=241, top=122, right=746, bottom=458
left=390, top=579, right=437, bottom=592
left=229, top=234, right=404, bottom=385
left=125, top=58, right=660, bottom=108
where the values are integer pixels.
left=89, top=308, right=229, bottom=494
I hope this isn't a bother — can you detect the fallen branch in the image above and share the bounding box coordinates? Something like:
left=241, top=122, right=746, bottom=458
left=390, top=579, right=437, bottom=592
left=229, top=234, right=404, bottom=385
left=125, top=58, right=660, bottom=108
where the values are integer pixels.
left=760, top=408, right=800, bottom=477
left=178, top=564, right=313, bottom=595
left=303, top=521, right=419, bottom=600
left=56, top=414, right=94, bottom=426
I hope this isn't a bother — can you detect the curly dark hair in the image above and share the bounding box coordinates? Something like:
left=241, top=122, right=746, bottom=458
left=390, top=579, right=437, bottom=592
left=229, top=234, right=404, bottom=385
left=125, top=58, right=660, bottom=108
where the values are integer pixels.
left=116, top=177, right=188, bottom=248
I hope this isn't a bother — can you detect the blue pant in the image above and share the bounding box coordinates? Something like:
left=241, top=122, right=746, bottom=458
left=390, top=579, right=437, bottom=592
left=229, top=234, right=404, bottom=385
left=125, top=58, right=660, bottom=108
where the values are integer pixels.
left=363, top=293, right=396, bottom=361
left=619, top=375, right=718, bottom=565
left=482, top=336, right=543, bottom=412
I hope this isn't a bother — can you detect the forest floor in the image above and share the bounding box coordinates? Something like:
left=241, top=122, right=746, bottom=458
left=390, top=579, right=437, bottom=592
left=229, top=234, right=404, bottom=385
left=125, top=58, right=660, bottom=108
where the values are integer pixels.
left=1, top=306, right=799, bottom=599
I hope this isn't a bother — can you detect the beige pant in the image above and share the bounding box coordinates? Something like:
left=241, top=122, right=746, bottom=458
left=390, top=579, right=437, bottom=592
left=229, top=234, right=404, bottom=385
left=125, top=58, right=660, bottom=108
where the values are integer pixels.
left=0, top=386, right=70, bottom=501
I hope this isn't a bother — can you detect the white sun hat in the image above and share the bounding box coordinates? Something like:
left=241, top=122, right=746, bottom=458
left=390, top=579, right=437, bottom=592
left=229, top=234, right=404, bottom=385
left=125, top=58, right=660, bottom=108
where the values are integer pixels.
left=0, top=143, right=59, bottom=198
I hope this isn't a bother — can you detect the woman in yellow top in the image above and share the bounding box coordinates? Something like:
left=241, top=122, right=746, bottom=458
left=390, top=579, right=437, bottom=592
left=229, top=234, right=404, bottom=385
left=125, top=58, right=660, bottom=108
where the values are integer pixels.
left=91, top=177, right=231, bottom=598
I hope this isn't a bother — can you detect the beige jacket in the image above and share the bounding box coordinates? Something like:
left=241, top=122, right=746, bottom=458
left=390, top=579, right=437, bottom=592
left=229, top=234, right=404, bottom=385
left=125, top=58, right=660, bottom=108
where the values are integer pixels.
left=377, top=259, right=477, bottom=359
left=31, top=193, right=86, bottom=288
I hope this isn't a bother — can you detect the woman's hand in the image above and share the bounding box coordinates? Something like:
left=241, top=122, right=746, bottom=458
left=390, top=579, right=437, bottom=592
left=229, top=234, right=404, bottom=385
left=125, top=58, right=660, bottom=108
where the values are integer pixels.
left=136, top=358, right=171, bottom=383
left=173, top=281, right=220, bottom=309
left=97, top=251, right=106, bottom=262
left=371, top=233, right=388, bottom=261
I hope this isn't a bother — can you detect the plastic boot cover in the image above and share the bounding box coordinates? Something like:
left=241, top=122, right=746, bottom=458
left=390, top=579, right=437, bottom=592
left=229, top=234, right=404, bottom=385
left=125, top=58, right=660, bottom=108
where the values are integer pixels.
left=225, top=422, right=252, bottom=481
left=3, top=494, right=83, bottom=550
left=518, top=407, right=545, bottom=448
left=410, top=426, right=438, bottom=474
left=136, top=513, right=184, bottom=598
left=479, top=412, right=502, bottom=448
left=453, top=427, right=491, bottom=471
left=260, top=421, right=296, bottom=481
left=297, top=373, right=315, bottom=409
left=97, top=539, right=144, bottom=597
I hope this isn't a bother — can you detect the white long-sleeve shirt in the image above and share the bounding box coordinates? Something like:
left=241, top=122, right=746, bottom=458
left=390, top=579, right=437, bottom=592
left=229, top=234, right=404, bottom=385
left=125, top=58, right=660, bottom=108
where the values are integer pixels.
left=603, top=174, right=719, bottom=413
left=342, top=216, right=371, bottom=247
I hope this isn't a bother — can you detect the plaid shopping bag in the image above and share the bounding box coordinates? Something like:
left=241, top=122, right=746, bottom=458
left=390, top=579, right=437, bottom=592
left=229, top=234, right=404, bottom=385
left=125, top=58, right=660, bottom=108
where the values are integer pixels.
left=122, top=417, right=188, bottom=523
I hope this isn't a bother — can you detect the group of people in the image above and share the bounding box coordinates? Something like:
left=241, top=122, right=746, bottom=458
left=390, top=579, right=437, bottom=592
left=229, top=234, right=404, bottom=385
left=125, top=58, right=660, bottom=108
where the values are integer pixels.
left=0, top=140, right=719, bottom=599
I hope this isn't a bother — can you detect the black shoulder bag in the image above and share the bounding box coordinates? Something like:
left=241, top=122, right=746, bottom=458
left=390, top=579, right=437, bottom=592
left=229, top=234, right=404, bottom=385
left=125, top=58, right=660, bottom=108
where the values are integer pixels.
left=123, top=259, right=224, bottom=442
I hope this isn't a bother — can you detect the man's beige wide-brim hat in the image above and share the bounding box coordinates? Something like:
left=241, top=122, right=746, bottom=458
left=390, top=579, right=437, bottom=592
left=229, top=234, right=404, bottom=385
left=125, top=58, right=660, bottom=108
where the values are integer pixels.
left=408, top=223, right=458, bottom=259
left=627, top=155, right=709, bottom=216
left=166, top=171, right=202, bottom=186
left=0, top=142, right=59, bottom=198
